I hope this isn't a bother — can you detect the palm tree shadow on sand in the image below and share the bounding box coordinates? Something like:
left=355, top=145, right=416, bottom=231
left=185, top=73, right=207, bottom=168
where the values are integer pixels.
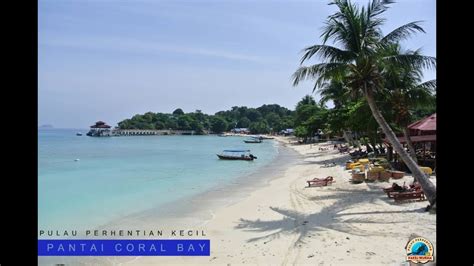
left=235, top=189, right=423, bottom=246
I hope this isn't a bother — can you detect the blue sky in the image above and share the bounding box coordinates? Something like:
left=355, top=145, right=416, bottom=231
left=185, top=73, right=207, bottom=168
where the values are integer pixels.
left=39, top=0, right=436, bottom=128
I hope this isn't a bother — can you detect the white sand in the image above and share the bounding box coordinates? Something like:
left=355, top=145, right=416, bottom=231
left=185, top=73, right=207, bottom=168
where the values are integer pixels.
left=132, top=137, right=435, bottom=265
left=41, top=137, right=436, bottom=265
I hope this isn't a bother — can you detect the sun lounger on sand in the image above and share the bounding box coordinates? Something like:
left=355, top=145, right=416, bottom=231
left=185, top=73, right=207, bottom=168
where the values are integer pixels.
left=383, top=182, right=425, bottom=202
left=383, top=182, right=409, bottom=198
left=383, top=182, right=422, bottom=198
left=307, top=176, right=334, bottom=187
left=338, top=146, right=349, bottom=153
left=392, top=190, right=426, bottom=203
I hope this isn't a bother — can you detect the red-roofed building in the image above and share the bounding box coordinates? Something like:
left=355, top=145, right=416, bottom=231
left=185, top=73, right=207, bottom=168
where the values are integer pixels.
left=383, top=113, right=436, bottom=170
left=387, top=134, right=436, bottom=144
left=383, top=113, right=436, bottom=144
left=87, top=121, right=112, bottom=136
left=408, top=113, right=436, bottom=136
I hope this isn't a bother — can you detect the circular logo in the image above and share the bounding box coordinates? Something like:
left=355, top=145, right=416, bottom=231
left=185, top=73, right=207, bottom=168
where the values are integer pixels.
left=405, top=237, right=434, bottom=264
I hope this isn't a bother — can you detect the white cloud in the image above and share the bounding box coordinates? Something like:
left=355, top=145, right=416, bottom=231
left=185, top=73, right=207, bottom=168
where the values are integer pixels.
left=39, top=34, right=267, bottom=63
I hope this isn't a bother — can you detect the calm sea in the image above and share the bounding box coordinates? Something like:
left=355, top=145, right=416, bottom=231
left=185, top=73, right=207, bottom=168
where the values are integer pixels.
left=38, top=128, right=279, bottom=230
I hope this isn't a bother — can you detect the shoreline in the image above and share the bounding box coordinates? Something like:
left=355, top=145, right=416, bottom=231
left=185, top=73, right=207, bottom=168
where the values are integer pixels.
left=98, top=139, right=301, bottom=230
left=40, top=137, right=436, bottom=265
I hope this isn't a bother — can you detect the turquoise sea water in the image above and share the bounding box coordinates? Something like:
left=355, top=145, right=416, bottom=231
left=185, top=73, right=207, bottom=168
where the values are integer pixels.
left=38, top=129, right=279, bottom=230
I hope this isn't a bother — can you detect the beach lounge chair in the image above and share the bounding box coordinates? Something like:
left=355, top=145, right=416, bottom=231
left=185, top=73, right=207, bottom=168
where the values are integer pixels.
left=384, top=182, right=423, bottom=199
left=307, top=176, right=334, bottom=187
left=392, top=190, right=426, bottom=203
left=383, top=182, right=409, bottom=198
left=338, top=146, right=349, bottom=153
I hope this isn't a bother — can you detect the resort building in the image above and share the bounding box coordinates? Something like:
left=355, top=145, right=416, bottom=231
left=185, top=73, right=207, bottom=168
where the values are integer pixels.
left=87, top=121, right=112, bottom=137
left=231, top=128, right=250, bottom=134
left=384, top=113, right=436, bottom=170
left=280, top=128, right=294, bottom=136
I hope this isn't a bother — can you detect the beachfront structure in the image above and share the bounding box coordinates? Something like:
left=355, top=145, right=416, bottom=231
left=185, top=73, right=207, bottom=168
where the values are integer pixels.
left=408, top=113, right=436, bottom=136
left=231, top=128, right=250, bottom=134
left=384, top=113, right=436, bottom=170
left=87, top=121, right=203, bottom=137
left=113, top=129, right=200, bottom=136
left=87, top=121, right=112, bottom=137
left=280, top=128, right=294, bottom=136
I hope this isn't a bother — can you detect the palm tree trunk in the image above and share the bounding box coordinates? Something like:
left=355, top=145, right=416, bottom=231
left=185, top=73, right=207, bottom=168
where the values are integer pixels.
left=343, top=130, right=353, bottom=146
left=364, top=87, right=436, bottom=206
left=403, top=127, right=418, bottom=164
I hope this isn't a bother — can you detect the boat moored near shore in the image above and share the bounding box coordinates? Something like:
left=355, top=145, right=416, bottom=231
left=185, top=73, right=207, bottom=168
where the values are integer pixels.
left=244, top=138, right=262, bottom=143
left=217, top=150, right=257, bottom=160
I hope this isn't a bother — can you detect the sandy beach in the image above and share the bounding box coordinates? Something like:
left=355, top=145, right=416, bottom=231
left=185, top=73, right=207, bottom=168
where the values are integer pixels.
left=157, top=137, right=435, bottom=265
left=41, top=137, right=436, bottom=265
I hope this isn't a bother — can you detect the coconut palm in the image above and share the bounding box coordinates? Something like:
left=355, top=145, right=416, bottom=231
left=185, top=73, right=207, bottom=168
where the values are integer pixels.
left=380, top=43, right=436, bottom=163
left=384, top=47, right=436, bottom=163
left=296, top=95, right=317, bottom=109
left=319, top=79, right=390, bottom=149
left=400, top=84, right=435, bottom=164
left=292, top=0, right=436, bottom=207
left=319, top=79, right=349, bottom=109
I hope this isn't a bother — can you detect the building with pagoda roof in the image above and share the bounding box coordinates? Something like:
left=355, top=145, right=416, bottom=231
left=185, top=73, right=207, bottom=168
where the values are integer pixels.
left=87, top=121, right=112, bottom=137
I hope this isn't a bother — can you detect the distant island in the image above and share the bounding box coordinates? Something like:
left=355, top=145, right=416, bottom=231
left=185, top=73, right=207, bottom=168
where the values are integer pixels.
left=39, top=124, right=54, bottom=128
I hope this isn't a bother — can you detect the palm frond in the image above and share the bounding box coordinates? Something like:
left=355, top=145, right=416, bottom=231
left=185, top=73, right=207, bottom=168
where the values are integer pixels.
left=300, top=44, right=353, bottom=64
left=324, top=0, right=364, bottom=52
left=384, top=54, right=436, bottom=71
left=322, top=12, right=350, bottom=46
left=367, top=0, right=394, bottom=19
left=415, top=79, right=436, bottom=92
left=365, top=0, right=392, bottom=31
left=317, top=79, right=349, bottom=105
left=382, top=21, right=425, bottom=44
left=405, top=87, right=435, bottom=107
left=292, top=63, right=348, bottom=89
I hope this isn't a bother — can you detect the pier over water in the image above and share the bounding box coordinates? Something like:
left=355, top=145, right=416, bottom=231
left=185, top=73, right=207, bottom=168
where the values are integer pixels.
left=86, top=121, right=207, bottom=136
left=112, top=129, right=202, bottom=136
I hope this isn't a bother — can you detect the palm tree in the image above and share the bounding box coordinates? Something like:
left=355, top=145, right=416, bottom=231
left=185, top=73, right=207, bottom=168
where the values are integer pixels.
left=384, top=48, right=436, bottom=163
left=319, top=78, right=349, bottom=109
left=319, top=79, right=388, bottom=148
left=318, top=79, right=354, bottom=143
left=296, top=95, right=317, bottom=108
left=292, top=0, right=437, bottom=207
left=403, top=81, right=435, bottom=162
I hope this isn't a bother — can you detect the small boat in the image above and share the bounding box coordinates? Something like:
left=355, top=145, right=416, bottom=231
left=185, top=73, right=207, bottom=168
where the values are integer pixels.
left=217, top=150, right=257, bottom=161
left=244, top=138, right=262, bottom=143
left=76, top=132, right=83, bottom=136
left=260, top=136, right=274, bottom=140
